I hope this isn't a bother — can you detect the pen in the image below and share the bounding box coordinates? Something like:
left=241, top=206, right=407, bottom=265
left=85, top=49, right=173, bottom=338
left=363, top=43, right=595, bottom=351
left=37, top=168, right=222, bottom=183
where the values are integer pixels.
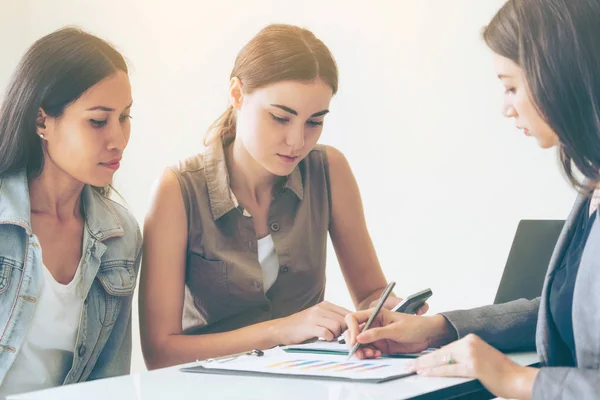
left=346, top=281, right=396, bottom=361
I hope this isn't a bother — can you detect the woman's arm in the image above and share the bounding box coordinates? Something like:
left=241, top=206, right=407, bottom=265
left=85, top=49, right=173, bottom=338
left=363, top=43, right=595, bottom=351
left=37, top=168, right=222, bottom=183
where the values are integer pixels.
left=326, top=146, right=399, bottom=310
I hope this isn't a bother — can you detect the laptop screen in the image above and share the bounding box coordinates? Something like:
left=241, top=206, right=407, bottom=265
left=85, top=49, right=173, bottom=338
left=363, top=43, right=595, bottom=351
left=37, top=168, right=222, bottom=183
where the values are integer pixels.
left=494, top=220, right=565, bottom=304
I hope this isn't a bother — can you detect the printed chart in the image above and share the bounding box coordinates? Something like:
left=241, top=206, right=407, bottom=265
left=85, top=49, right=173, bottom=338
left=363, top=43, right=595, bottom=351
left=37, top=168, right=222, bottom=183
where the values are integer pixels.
left=197, top=351, right=414, bottom=382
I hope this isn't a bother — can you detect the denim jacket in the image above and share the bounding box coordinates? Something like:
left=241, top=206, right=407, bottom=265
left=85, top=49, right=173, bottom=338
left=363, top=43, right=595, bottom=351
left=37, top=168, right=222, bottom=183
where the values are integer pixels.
left=0, top=170, right=142, bottom=387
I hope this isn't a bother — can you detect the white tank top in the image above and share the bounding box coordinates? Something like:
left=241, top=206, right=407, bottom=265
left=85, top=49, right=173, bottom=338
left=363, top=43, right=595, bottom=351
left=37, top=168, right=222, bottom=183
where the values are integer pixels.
left=0, top=256, right=84, bottom=396
left=229, top=188, right=280, bottom=292
left=257, top=235, right=279, bottom=292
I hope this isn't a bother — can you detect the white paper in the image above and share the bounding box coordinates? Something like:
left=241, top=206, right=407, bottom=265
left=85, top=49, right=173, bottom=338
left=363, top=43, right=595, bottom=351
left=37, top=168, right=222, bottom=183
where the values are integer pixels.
left=200, top=350, right=413, bottom=381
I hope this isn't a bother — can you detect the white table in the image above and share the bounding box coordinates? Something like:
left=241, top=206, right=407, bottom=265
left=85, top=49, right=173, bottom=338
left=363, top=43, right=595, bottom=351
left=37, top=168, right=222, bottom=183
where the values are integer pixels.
left=9, top=352, right=538, bottom=400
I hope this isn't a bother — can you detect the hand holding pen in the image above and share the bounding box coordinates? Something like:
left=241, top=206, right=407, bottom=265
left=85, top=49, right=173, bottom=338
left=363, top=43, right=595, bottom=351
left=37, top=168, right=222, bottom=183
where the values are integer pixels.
left=345, top=281, right=396, bottom=360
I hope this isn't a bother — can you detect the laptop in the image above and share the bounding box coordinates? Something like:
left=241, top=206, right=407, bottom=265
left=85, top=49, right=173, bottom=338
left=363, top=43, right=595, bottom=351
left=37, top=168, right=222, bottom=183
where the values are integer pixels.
left=494, top=220, right=565, bottom=304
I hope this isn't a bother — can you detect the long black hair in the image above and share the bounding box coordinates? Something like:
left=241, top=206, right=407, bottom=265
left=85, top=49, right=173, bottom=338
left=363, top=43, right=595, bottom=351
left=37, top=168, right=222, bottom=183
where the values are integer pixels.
left=0, top=27, right=128, bottom=194
left=483, top=0, right=600, bottom=189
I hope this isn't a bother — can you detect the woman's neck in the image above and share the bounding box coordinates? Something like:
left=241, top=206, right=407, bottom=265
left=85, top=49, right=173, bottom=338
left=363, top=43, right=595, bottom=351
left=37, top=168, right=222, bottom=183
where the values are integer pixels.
left=226, top=139, right=282, bottom=205
left=28, top=161, right=84, bottom=221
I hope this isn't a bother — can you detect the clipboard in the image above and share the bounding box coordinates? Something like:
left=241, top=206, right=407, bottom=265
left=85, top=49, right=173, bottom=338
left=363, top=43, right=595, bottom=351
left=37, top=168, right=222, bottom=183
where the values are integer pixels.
left=181, top=364, right=413, bottom=383
left=181, top=349, right=415, bottom=383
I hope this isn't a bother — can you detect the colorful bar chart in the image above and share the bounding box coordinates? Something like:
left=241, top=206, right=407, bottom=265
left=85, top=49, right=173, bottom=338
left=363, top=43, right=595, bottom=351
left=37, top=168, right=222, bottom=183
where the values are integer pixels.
left=267, top=359, right=392, bottom=374
left=198, top=353, right=413, bottom=382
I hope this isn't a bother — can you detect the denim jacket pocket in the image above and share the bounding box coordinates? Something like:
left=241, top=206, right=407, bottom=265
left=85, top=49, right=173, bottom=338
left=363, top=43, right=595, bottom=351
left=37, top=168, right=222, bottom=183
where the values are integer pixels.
left=96, top=260, right=137, bottom=297
left=186, top=252, right=232, bottom=323
left=0, top=257, right=17, bottom=294
left=92, top=260, right=136, bottom=328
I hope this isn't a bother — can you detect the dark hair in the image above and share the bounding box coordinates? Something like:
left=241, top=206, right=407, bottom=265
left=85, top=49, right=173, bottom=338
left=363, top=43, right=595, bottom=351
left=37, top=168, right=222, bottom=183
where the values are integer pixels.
left=483, top=0, right=600, bottom=190
left=0, top=26, right=128, bottom=195
left=205, top=24, right=338, bottom=146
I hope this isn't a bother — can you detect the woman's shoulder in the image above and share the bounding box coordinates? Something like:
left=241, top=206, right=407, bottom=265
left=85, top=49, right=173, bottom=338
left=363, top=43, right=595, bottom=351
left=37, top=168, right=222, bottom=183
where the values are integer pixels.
left=172, top=153, right=206, bottom=176
left=303, top=144, right=349, bottom=174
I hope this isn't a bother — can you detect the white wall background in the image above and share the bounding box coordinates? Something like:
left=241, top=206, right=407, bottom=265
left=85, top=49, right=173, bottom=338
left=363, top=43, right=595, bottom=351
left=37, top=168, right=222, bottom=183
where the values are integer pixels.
left=1, top=0, right=575, bottom=373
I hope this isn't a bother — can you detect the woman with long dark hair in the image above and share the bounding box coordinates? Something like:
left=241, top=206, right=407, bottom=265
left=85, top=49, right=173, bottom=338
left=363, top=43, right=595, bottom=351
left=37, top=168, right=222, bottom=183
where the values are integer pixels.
left=0, top=27, right=141, bottom=396
left=345, top=1, right=600, bottom=398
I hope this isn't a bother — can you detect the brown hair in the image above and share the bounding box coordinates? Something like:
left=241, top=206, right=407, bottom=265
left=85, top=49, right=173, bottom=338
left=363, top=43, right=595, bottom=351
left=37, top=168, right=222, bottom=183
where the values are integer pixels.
left=483, top=0, right=600, bottom=190
left=204, top=24, right=338, bottom=146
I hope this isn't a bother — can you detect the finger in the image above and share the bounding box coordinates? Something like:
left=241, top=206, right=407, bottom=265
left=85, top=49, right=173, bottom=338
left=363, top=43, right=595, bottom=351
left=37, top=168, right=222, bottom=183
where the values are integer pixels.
left=412, top=347, right=457, bottom=370
left=356, top=324, right=399, bottom=344
left=346, top=309, right=376, bottom=325
left=312, top=306, right=348, bottom=329
left=365, top=346, right=382, bottom=359
left=363, top=347, right=377, bottom=359
left=352, top=345, right=377, bottom=360
left=316, top=317, right=344, bottom=338
left=344, top=315, right=361, bottom=346
left=416, top=303, right=429, bottom=315
left=353, top=348, right=366, bottom=360
left=313, top=326, right=335, bottom=342
left=320, top=301, right=352, bottom=316
left=344, top=322, right=367, bottom=346
left=319, top=309, right=348, bottom=331
left=417, top=363, right=473, bottom=379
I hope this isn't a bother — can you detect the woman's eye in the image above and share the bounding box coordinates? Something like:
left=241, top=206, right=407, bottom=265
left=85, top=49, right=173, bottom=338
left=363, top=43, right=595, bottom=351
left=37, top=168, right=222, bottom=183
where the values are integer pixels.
left=270, top=113, right=290, bottom=124
left=90, top=119, right=107, bottom=128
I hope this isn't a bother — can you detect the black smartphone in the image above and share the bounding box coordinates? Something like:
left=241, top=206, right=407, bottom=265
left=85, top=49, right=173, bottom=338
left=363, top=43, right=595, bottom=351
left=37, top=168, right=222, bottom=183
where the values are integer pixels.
left=391, top=288, right=432, bottom=314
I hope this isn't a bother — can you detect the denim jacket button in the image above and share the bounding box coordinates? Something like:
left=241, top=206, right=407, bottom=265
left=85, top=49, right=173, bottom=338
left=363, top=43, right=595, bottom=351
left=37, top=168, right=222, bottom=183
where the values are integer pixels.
left=78, top=344, right=87, bottom=357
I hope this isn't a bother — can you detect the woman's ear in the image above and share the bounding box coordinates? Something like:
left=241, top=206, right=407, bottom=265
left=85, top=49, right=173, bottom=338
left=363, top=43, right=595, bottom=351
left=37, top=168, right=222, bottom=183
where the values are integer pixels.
left=229, top=77, right=244, bottom=110
left=36, top=108, right=48, bottom=134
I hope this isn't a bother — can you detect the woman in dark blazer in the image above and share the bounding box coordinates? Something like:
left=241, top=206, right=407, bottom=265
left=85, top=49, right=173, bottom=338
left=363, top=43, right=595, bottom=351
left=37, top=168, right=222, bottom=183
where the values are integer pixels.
left=345, top=0, right=600, bottom=398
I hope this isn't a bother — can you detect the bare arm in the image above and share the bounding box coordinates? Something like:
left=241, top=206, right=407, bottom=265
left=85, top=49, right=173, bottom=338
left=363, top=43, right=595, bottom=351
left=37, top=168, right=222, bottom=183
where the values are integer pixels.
left=326, top=146, right=394, bottom=310
left=139, top=169, right=285, bottom=369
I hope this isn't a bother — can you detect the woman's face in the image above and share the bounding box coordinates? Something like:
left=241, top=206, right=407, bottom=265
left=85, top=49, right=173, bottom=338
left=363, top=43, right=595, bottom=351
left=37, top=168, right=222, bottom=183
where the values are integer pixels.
left=38, top=71, right=133, bottom=186
left=493, top=53, right=559, bottom=149
left=231, top=78, right=333, bottom=176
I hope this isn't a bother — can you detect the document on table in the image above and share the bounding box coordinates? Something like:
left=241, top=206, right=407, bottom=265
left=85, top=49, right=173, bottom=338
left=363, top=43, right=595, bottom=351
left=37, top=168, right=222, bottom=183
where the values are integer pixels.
left=181, top=348, right=415, bottom=383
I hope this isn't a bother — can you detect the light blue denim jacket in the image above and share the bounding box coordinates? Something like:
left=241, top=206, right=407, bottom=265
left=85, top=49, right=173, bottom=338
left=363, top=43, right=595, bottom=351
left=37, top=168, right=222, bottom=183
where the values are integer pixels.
left=0, top=170, right=142, bottom=387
